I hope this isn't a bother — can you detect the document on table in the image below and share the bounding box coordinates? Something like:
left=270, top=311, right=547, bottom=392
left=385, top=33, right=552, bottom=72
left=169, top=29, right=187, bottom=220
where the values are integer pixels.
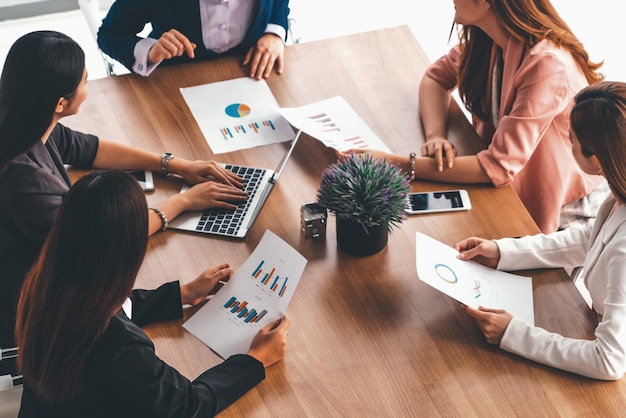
left=180, top=78, right=294, bottom=154
left=415, top=232, right=534, bottom=324
left=277, top=96, right=391, bottom=153
left=183, top=230, right=307, bottom=358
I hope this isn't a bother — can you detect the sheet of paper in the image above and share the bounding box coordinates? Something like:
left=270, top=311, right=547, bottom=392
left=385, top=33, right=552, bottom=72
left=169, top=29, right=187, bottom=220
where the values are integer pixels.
left=183, top=230, right=307, bottom=358
left=415, top=232, right=534, bottom=324
left=278, top=96, right=391, bottom=153
left=180, top=78, right=295, bottom=154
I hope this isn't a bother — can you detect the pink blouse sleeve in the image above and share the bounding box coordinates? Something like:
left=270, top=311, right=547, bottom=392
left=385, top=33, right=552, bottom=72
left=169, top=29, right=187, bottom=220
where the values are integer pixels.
left=424, top=44, right=462, bottom=91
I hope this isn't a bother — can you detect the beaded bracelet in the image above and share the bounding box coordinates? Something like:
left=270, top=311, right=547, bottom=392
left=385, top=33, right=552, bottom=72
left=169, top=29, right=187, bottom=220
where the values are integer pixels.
left=149, top=207, right=169, bottom=232
left=408, top=152, right=416, bottom=181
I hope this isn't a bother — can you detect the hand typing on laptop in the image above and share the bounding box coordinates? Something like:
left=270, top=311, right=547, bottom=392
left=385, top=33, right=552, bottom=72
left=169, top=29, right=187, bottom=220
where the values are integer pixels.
left=168, top=128, right=303, bottom=238
left=164, top=158, right=245, bottom=188
left=146, top=155, right=248, bottom=235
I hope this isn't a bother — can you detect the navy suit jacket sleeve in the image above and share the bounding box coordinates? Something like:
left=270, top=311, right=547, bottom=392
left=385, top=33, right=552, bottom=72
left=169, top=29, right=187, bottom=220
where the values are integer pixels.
left=98, top=0, right=290, bottom=72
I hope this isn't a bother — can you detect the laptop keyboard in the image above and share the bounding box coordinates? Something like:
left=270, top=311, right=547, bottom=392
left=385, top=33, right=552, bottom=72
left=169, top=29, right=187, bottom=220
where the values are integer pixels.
left=195, top=165, right=266, bottom=236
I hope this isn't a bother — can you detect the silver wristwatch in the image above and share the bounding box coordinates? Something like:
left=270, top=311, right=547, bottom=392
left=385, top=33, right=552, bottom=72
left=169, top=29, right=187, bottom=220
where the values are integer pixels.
left=161, top=152, right=174, bottom=175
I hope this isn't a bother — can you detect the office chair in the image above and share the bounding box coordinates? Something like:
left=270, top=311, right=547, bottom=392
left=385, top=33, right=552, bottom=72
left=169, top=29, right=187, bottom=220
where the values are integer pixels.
left=0, top=347, right=23, bottom=417
left=77, top=0, right=118, bottom=76
left=287, top=17, right=301, bottom=45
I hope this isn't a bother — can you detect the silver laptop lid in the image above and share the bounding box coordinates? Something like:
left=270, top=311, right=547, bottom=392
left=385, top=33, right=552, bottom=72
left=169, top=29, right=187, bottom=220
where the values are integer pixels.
left=269, top=126, right=303, bottom=184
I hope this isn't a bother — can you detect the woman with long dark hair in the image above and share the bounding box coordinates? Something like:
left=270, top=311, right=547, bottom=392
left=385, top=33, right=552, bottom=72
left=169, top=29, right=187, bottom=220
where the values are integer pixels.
left=16, top=170, right=289, bottom=416
left=0, top=31, right=247, bottom=347
left=343, top=0, right=608, bottom=234
left=455, top=81, right=626, bottom=380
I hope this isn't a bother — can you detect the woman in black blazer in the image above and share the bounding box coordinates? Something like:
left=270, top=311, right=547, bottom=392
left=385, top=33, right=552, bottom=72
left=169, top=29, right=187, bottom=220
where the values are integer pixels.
left=15, top=170, right=289, bottom=417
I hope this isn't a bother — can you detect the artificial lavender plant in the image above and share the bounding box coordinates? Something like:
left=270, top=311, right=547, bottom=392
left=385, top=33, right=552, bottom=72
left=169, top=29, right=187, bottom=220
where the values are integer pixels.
left=316, top=153, right=410, bottom=233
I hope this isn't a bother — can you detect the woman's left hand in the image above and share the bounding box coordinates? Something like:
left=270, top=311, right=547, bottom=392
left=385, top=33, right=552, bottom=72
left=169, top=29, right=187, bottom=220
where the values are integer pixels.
left=180, top=263, right=234, bottom=306
left=461, top=305, right=513, bottom=345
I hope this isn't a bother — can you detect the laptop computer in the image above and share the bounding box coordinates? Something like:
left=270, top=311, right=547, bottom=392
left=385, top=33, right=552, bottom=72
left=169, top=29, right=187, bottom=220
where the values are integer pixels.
left=169, top=128, right=303, bottom=238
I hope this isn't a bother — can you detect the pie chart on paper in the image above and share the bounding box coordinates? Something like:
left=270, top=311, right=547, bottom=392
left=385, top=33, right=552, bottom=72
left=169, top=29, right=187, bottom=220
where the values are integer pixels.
left=225, top=103, right=251, bottom=118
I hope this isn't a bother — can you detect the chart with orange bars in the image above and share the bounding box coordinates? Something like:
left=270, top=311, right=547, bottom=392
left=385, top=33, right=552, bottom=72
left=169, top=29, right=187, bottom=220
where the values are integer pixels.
left=278, top=96, right=391, bottom=153
left=183, top=230, right=307, bottom=359
left=180, top=78, right=295, bottom=154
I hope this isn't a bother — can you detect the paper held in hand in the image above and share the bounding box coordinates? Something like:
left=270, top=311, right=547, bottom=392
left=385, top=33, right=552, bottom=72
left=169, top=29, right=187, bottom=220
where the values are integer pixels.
left=415, top=231, right=534, bottom=325
left=183, top=230, right=307, bottom=358
left=277, top=96, right=391, bottom=153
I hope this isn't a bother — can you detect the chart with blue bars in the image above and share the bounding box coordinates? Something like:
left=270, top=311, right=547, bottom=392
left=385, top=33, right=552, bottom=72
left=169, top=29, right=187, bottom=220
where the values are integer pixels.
left=223, top=296, right=268, bottom=323
left=251, top=260, right=288, bottom=297
left=220, top=102, right=279, bottom=141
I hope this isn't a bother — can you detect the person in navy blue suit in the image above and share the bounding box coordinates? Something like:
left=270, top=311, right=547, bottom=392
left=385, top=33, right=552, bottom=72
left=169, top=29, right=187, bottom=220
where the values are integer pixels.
left=97, top=0, right=290, bottom=79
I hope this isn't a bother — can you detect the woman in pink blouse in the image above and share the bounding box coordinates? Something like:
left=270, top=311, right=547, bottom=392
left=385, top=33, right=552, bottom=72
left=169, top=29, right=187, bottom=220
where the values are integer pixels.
left=345, top=0, right=608, bottom=233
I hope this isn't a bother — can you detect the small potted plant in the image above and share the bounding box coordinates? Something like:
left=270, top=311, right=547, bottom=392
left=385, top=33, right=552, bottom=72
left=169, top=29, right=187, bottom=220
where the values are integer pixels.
left=316, top=153, right=410, bottom=256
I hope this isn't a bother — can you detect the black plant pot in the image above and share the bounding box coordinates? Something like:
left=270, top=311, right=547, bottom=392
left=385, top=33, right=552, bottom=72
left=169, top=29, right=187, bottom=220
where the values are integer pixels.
left=336, top=218, right=388, bottom=256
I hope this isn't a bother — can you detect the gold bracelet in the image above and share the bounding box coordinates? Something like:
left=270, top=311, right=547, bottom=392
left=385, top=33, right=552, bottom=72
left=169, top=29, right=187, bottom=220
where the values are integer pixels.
left=408, top=152, right=416, bottom=181
left=149, top=207, right=168, bottom=231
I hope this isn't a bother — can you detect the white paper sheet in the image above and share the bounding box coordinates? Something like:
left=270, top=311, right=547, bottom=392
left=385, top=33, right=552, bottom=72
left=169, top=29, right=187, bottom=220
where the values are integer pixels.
left=277, top=96, right=391, bottom=153
left=183, top=230, right=307, bottom=358
left=415, top=232, right=534, bottom=324
left=180, top=78, right=295, bottom=154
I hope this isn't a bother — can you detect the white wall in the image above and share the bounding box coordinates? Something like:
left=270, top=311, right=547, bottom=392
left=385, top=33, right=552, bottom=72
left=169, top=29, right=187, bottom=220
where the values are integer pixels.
left=289, top=0, right=625, bottom=82
left=0, top=1, right=623, bottom=82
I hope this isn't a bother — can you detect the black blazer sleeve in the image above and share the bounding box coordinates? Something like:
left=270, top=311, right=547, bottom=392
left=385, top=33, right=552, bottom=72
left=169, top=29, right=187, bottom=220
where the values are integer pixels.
left=99, top=314, right=265, bottom=417
left=130, top=281, right=183, bottom=327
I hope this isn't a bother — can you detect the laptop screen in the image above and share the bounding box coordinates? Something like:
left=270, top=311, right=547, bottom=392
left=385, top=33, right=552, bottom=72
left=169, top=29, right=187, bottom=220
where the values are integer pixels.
left=270, top=127, right=303, bottom=183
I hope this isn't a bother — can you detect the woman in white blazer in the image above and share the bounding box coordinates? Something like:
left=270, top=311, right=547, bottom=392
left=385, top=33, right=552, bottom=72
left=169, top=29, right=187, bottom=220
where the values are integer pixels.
left=454, top=81, right=626, bottom=380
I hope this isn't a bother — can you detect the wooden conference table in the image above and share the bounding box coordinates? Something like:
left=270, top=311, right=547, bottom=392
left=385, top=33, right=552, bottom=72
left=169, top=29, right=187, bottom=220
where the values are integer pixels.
left=65, top=26, right=625, bottom=416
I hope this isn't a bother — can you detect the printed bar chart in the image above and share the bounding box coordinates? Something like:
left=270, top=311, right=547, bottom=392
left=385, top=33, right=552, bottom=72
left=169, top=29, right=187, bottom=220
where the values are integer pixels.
left=307, top=111, right=367, bottom=149
left=308, top=112, right=339, bottom=132
left=223, top=296, right=268, bottom=323
left=220, top=119, right=277, bottom=141
left=252, top=260, right=288, bottom=297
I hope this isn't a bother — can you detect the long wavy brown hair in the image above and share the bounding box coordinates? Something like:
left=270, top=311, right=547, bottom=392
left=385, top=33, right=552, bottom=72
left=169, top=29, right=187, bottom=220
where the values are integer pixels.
left=570, top=82, right=626, bottom=204
left=457, top=0, right=604, bottom=122
left=15, top=171, right=148, bottom=403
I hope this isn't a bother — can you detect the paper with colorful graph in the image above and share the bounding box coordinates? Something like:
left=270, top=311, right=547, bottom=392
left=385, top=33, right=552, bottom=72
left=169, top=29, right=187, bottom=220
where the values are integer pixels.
left=183, top=230, right=307, bottom=358
left=180, top=78, right=295, bottom=154
left=415, top=231, right=534, bottom=324
left=277, top=96, right=391, bottom=153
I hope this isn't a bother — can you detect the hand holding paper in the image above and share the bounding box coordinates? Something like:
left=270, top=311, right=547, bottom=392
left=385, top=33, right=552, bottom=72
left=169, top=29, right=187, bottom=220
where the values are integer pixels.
left=183, top=230, right=307, bottom=358
left=415, top=232, right=534, bottom=325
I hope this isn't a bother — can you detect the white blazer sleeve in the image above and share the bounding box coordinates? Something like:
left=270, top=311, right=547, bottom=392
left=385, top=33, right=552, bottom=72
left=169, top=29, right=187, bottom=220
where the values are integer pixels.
left=500, top=215, right=626, bottom=380
left=496, top=225, right=591, bottom=271
left=501, top=259, right=626, bottom=381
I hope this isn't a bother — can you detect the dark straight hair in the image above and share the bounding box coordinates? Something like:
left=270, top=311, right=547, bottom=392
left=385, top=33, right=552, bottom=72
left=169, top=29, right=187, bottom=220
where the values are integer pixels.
left=0, top=31, right=84, bottom=167
left=571, top=81, right=626, bottom=205
left=16, top=170, right=149, bottom=403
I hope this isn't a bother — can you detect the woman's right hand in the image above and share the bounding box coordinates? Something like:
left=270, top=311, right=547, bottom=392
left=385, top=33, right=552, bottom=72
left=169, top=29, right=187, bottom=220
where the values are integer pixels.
left=181, top=181, right=248, bottom=211
left=247, top=315, right=290, bottom=368
left=421, top=137, right=457, bottom=172
left=454, top=237, right=501, bottom=268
